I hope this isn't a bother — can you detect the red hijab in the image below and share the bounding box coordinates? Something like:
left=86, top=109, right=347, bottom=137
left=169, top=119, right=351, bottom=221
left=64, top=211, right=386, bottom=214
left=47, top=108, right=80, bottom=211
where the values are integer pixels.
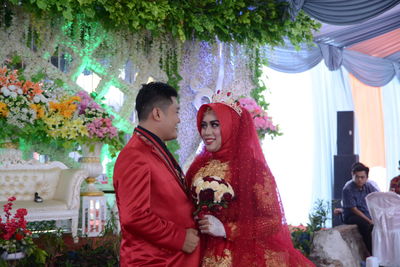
left=187, top=102, right=314, bottom=266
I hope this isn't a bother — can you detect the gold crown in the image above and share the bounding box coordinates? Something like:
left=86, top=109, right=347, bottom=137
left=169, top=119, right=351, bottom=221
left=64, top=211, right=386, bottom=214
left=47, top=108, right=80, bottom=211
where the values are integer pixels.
left=211, top=91, right=242, bottom=116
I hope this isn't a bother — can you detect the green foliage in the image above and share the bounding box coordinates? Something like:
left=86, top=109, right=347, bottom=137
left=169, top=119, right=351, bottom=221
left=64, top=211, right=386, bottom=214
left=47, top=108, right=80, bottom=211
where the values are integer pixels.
left=248, top=47, right=283, bottom=139
left=5, top=0, right=320, bottom=46
left=166, top=139, right=180, bottom=162
left=290, top=199, right=330, bottom=256
left=162, top=48, right=182, bottom=91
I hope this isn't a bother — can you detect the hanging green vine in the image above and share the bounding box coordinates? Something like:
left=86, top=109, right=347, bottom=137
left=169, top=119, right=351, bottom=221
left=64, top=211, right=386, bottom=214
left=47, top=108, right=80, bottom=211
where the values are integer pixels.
left=247, top=46, right=283, bottom=139
left=6, top=0, right=319, bottom=46
left=160, top=41, right=182, bottom=161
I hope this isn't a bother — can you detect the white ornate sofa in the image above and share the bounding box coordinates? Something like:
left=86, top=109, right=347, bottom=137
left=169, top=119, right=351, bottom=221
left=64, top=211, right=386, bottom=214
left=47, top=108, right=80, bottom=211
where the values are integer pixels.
left=0, top=161, right=88, bottom=242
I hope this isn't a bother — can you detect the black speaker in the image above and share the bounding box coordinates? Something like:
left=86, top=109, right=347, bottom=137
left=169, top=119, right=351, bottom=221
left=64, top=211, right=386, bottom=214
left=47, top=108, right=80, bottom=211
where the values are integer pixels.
left=337, top=111, right=354, bottom=155
left=333, top=154, right=359, bottom=199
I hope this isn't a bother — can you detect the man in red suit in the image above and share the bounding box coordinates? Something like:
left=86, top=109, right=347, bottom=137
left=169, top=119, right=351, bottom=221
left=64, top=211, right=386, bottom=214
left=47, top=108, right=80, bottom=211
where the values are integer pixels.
left=114, top=82, right=200, bottom=266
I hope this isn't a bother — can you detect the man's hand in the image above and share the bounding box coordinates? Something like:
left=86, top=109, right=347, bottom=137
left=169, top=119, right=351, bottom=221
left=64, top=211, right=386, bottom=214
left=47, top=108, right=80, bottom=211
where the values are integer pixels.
left=333, top=208, right=343, bottom=215
left=182, top=228, right=199, bottom=253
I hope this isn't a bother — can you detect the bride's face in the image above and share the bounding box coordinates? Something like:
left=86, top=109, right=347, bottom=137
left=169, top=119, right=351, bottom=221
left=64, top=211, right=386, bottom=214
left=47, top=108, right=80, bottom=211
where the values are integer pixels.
left=200, top=110, right=222, bottom=152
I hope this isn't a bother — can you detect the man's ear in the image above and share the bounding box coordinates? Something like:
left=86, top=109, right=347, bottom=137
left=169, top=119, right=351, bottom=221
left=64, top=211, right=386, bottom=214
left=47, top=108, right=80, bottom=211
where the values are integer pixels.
left=151, top=107, right=163, bottom=122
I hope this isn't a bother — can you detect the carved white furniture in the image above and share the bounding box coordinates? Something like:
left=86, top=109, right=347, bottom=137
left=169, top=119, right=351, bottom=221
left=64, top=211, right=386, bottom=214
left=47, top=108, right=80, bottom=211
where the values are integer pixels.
left=0, top=161, right=88, bottom=242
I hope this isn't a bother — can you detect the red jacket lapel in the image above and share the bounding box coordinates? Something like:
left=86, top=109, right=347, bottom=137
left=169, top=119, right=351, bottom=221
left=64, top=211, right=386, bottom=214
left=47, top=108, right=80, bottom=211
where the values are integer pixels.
left=135, top=128, right=189, bottom=197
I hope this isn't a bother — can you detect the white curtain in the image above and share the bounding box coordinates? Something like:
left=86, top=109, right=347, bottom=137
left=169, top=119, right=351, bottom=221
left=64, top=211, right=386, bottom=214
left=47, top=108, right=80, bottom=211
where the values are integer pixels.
left=382, top=78, right=400, bottom=185
left=262, top=62, right=354, bottom=226
left=309, top=63, right=354, bottom=207
left=262, top=65, right=316, bottom=225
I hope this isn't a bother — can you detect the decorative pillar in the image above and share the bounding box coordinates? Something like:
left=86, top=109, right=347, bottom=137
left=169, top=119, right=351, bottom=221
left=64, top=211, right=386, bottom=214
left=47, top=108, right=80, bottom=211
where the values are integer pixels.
left=79, top=142, right=104, bottom=196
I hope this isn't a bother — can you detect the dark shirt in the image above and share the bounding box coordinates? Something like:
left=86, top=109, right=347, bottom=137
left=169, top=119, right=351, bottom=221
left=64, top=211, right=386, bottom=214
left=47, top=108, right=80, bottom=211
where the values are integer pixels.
left=342, top=181, right=377, bottom=221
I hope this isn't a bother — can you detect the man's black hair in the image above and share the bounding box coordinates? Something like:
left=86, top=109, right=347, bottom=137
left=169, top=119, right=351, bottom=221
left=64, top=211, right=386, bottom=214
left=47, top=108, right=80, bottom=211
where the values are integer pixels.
left=135, top=82, right=178, bottom=121
left=351, top=162, right=369, bottom=176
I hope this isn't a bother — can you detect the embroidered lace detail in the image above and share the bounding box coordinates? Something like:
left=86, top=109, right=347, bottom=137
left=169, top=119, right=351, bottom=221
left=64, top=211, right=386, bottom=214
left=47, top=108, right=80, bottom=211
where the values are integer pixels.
left=203, top=249, right=232, bottom=267
left=193, top=159, right=231, bottom=185
left=264, top=250, right=290, bottom=267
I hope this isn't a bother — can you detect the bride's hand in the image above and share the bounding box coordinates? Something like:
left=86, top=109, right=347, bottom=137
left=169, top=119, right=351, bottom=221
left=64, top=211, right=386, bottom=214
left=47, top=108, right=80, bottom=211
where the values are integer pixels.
left=198, top=215, right=226, bottom=237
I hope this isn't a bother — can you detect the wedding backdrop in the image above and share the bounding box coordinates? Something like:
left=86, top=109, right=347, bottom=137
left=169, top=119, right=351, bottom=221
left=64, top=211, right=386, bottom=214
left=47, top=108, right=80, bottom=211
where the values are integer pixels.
left=0, top=0, right=400, bottom=264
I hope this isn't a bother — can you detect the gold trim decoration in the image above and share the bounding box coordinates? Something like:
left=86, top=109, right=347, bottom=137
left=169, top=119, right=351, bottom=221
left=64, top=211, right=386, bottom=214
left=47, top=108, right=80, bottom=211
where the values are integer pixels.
left=85, top=177, right=97, bottom=184
left=202, top=249, right=232, bottom=267
left=79, top=157, right=101, bottom=163
left=0, top=142, right=18, bottom=149
left=80, top=177, right=104, bottom=196
left=264, top=250, right=289, bottom=267
left=80, top=191, right=104, bottom=196
left=193, top=159, right=231, bottom=184
left=226, top=222, right=238, bottom=241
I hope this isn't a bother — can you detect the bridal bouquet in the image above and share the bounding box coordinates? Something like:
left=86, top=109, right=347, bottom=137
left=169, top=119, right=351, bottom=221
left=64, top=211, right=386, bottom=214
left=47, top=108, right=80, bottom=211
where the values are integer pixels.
left=191, top=176, right=235, bottom=218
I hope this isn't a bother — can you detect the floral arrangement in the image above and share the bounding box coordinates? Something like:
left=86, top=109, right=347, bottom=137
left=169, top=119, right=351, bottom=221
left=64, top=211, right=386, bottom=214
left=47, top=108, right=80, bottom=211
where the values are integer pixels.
left=238, top=97, right=282, bottom=139
left=0, top=66, right=124, bottom=156
left=0, top=67, right=49, bottom=144
left=75, top=91, right=119, bottom=145
left=43, top=90, right=121, bottom=150
left=0, top=197, right=47, bottom=263
left=191, top=176, right=235, bottom=218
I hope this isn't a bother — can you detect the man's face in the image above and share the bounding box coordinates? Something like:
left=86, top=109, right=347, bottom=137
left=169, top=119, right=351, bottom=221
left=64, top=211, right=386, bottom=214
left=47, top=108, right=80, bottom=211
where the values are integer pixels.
left=352, top=170, right=368, bottom=188
left=159, top=97, right=180, bottom=141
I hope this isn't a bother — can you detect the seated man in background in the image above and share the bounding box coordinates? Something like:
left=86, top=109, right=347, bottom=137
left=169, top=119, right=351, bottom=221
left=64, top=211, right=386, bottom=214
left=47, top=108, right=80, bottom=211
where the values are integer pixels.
left=389, top=160, right=400, bottom=194
left=342, top=162, right=377, bottom=255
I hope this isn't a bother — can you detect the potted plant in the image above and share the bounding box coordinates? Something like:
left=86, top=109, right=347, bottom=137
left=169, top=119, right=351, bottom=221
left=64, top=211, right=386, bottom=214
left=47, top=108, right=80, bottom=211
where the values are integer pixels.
left=0, top=197, right=47, bottom=264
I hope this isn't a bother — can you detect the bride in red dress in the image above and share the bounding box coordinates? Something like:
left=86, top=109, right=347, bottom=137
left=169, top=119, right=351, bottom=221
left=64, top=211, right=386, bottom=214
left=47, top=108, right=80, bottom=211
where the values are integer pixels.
left=186, top=100, right=315, bottom=267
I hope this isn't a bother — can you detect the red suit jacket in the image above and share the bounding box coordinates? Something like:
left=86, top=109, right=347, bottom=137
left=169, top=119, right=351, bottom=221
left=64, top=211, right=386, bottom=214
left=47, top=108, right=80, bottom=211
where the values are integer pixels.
left=114, top=127, right=200, bottom=267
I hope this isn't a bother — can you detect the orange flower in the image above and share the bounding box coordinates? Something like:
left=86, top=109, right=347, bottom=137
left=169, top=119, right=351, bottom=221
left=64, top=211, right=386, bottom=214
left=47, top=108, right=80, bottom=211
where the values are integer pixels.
left=48, top=98, right=78, bottom=119
left=0, top=102, right=8, bottom=117
left=23, top=80, right=34, bottom=93
left=0, top=67, right=7, bottom=76
left=31, top=83, right=43, bottom=96
left=0, top=76, right=7, bottom=84
left=30, top=104, right=45, bottom=119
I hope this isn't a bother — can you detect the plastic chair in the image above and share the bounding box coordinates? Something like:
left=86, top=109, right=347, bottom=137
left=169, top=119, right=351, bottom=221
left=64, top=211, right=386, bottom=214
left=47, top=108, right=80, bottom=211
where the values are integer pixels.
left=366, top=192, right=400, bottom=267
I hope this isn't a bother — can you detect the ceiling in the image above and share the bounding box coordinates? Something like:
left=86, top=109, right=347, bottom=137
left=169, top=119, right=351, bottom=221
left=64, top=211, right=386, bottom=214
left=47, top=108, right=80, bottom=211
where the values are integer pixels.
left=313, top=4, right=400, bottom=62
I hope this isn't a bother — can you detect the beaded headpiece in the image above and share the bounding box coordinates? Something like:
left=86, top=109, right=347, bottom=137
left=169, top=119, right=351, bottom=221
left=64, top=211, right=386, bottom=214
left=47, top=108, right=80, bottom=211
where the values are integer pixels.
left=211, top=90, right=242, bottom=116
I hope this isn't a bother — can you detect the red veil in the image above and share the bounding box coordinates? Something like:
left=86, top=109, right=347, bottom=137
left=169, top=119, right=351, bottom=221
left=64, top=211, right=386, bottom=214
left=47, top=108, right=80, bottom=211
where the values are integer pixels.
left=186, top=103, right=314, bottom=266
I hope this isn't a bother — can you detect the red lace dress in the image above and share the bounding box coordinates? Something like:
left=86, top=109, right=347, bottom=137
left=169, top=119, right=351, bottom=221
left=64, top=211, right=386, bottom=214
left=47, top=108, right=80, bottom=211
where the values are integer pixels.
left=186, top=103, right=315, bottom=267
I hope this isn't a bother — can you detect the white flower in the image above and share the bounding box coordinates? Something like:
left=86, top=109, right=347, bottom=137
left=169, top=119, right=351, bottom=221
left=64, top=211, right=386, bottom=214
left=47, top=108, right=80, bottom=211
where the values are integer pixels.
left=40, top=95, right=48, bottom=103
left=208, top=181, right=221, bottom=191
left=8, top=85, right=16, bottom=91
left=21, top=108, right=28, bottom=113
left=33, top=96, right=41, bottom=103
left=10, top=92, right=17, bottom=98
left=17, top=89, right=23, bottom=95
left=2, top=87, right=11, bottom=96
